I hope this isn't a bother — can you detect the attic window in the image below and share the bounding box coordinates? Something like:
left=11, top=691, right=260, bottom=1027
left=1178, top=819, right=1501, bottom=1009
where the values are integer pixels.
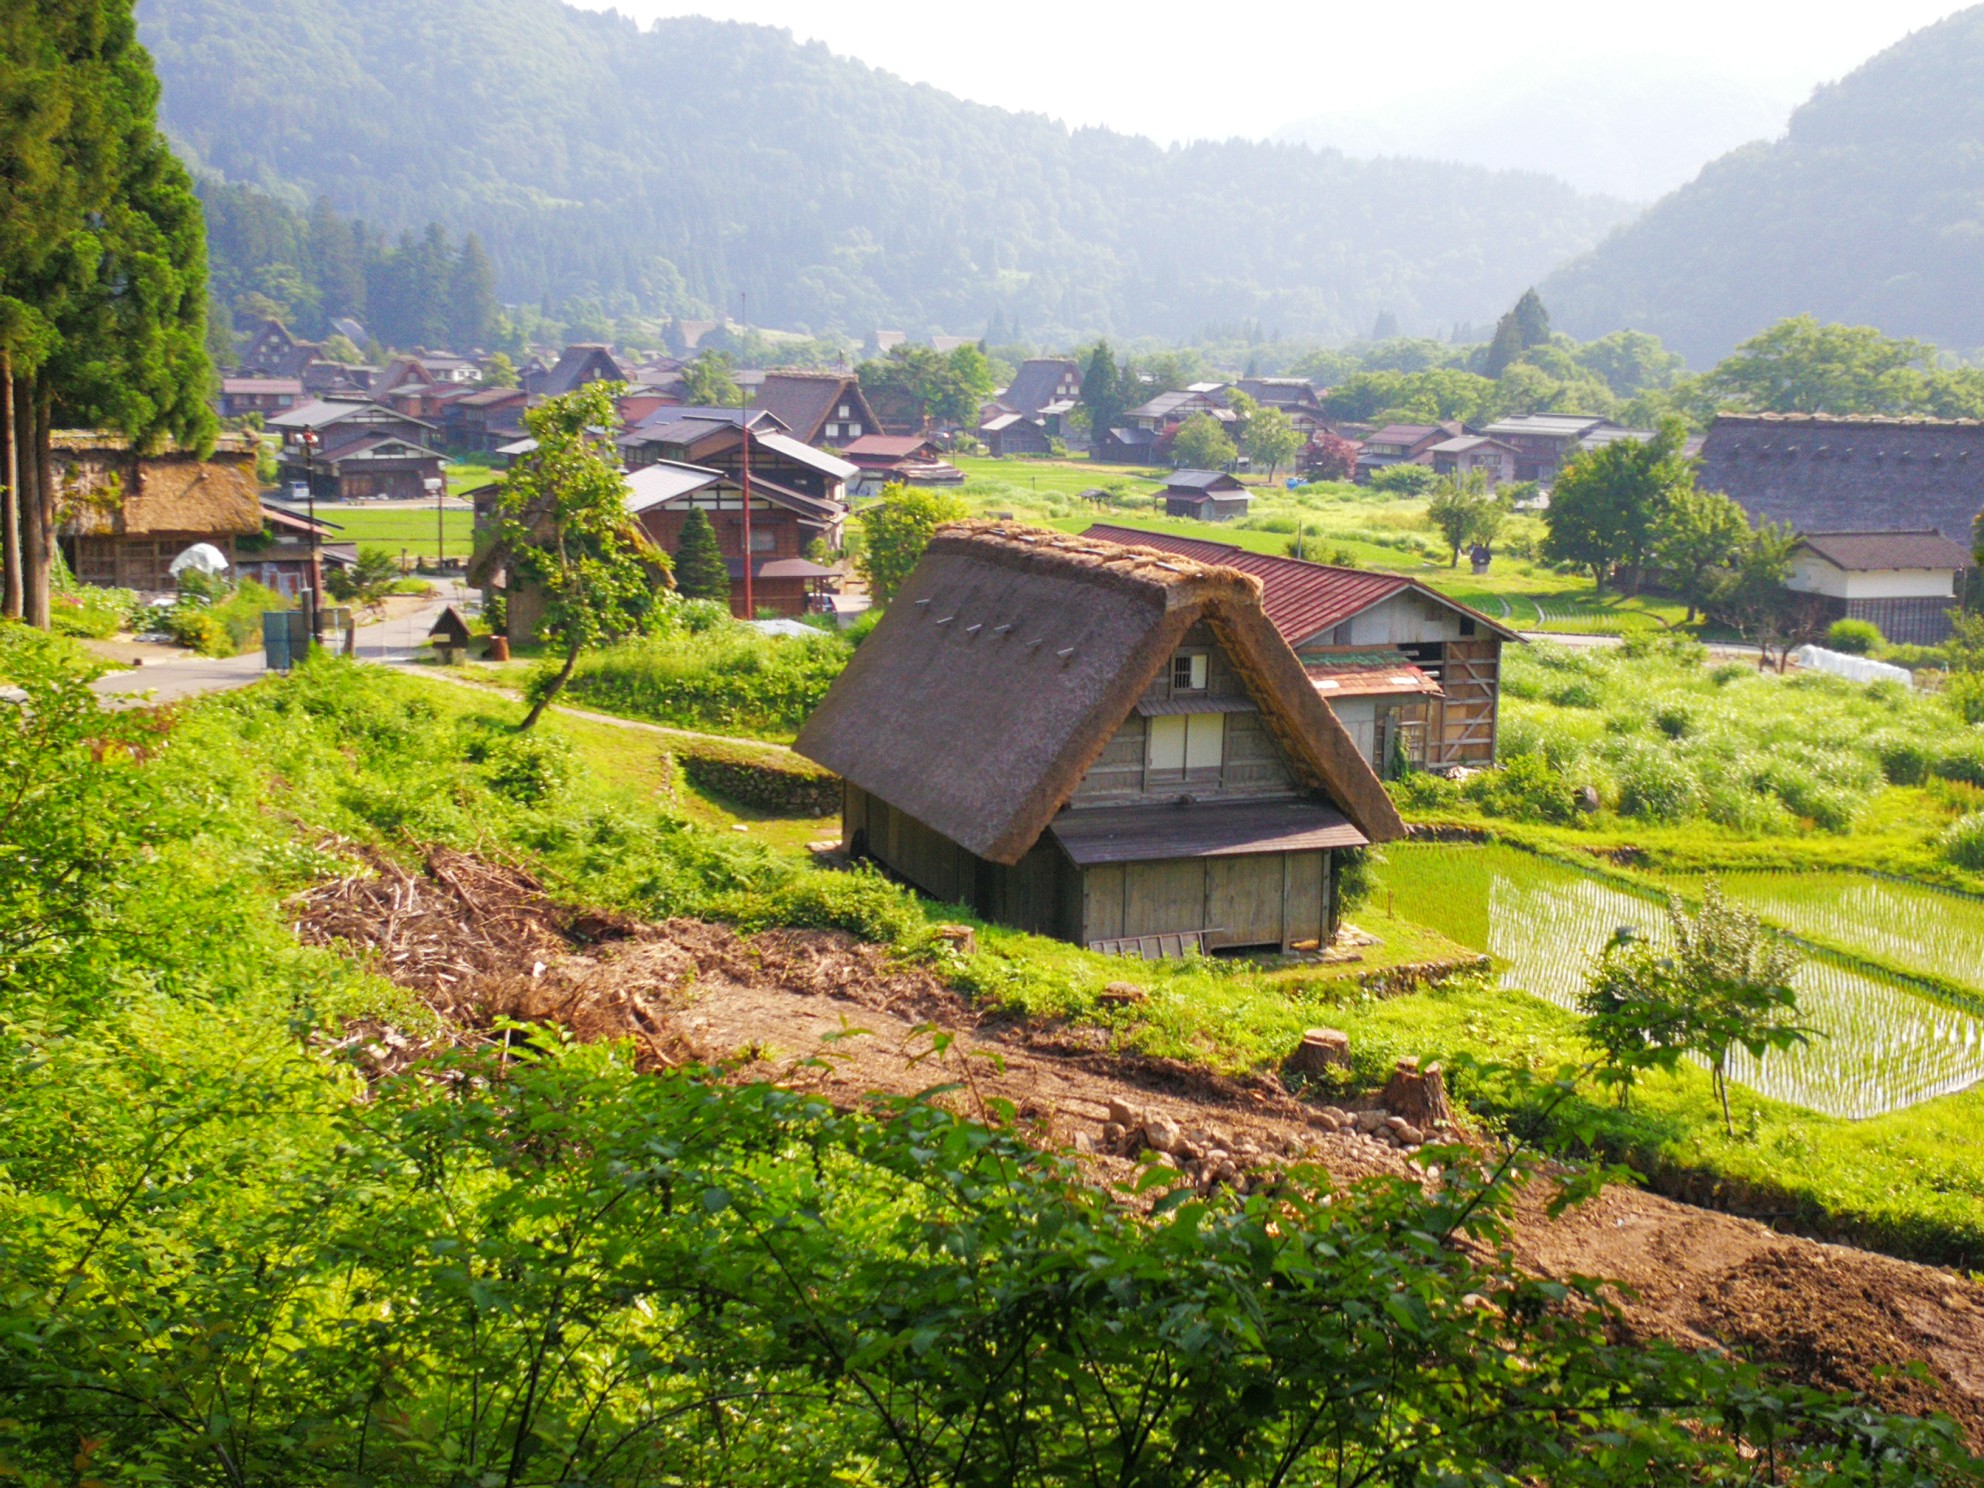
left=1459, top=617, right=1477, bottom=637
left=1172, top=653, right=1208, bottom=692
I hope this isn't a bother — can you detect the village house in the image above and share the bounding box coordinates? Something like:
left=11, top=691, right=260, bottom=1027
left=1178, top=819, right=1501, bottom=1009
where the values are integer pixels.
left=1477, top=413, right=1630, bottom=484
left=839, top=434, right=964, bottom=492
left=238, top=318, right=320, bottom=381
left=235, top=503, right=357, bottom=603
left=268, top=398, right=448, bottom=501
left=978, top=411, right=1054, bottom=457
left=1096, top=425, right=1159, bottom=464
left=998, top=358, right=1082, bottom=418
left=1124, top=387, right=1233, bottom=434
left=1784, top=530, right=1972, bottom=645
left=794, top=523, right=1405, bottom=958
left=1161, top=469, right=1252, bottom=521
left=1234, top=378, right=1326, bottom=438
left=58, top=437, right=265, bottom=592
left=525, top=343, right=633, bottom=398
left=1353, top=423, right=1454, bottom=482
left=1429, top=434, right=1521, bottom=488
left=754, top=371, right=879, bottom=447
left=218, top=376, right=304, bottom=419
left=624, top=459, right=843, bottom=619
left=617, top=409, right=857, bottom=507
left=1696, top=413, right=1984, bottom=551
left=1083, top=525, right=1519, bottom=771
left=445, top=386, right=531, bottom=454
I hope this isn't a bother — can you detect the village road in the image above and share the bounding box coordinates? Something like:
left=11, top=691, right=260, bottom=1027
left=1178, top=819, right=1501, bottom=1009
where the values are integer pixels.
left=88, top=585, right=473, bottom=708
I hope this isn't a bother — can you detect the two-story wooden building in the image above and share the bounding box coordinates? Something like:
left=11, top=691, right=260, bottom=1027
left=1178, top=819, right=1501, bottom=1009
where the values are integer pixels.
left=796, top=524, right=1404, bottom=957
left=624, top=459, right=843, bottom=618
left=1083, top=526, right=1519, bottom=772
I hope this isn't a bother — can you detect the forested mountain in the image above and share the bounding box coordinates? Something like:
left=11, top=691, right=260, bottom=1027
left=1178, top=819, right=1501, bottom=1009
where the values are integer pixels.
left=136, top=0, right=1628, bottom=343
left=1544, top=6, right=1984, bottom=365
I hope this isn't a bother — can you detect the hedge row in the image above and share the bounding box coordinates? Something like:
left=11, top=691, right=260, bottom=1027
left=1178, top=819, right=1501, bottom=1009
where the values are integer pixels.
left=672, top=737, right=842, bottom=816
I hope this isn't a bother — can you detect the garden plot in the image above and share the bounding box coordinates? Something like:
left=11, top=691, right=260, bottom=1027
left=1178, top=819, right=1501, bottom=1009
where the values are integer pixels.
left=1382, top=845, right=1984, bottom=1119
left=1708, top=872, right=1984, bottom=997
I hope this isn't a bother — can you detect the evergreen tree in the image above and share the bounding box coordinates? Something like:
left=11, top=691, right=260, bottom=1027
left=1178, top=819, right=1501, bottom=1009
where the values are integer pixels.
left=1511, top=288, right=1551, bottom=348
left=1483, top=313, right=1525, bottom=379
left=448, top=233, right=497, bottom=350
left=307, top=196, right=364, bottom=326
left=1080, top=341, right=1125, bottom=456
left=672, top=506, right=731, bottom=603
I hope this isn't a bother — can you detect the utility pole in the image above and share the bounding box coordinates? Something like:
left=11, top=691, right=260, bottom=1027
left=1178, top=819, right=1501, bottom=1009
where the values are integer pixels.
left=740, top=290, right=753, bottom=619
left=300, top=429, right=322, bottom=644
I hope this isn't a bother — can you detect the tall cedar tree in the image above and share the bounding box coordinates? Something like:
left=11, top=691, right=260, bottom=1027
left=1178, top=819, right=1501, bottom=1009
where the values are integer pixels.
left=672, top=506, right=731, bottom=603
left=1511, top=287, right=1551, bottom=348
left=4, top=0, right=214, bottom=627
left=494, top=382, right=668, bottom=730
left=448, top=233, right=497, bottom=350
left=1080, top=342, right=1125, bottom=454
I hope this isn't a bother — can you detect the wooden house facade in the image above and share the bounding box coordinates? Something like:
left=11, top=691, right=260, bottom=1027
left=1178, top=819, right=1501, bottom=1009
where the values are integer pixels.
left=625, top=460, right=842, bottom=618
left=1083, top=525, right=1519, bottom=772
left=1162, top=469, right=1252, bottom=521
left=795, top=524, right=1404, bottom=958
left=58, top=440, right=265, bottom=592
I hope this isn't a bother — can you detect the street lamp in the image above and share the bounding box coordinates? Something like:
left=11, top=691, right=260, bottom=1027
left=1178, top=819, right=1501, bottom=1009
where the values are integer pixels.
left=298, top=428, right=322, bottom=643
left=425, top=475, right=445, bottom=574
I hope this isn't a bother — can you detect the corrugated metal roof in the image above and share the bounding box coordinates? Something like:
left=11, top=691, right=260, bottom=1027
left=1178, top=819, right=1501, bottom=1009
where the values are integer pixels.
left=1082, top=524, right=1519, bottom=646
left=1051, top=800, right=1366, bottom=866
left=757, top=431, right=859, bottom=480
left=624, top=461, right=723, bottom=513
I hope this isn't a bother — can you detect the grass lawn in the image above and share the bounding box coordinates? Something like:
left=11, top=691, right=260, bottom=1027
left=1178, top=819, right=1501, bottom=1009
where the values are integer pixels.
left=315, top=505, right=477, bottom=562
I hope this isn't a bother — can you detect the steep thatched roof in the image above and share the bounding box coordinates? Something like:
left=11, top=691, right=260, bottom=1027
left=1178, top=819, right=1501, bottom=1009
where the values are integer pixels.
left=61, top=450, right=263, bottom=538
left=794, top=521, right=1404, bottom=865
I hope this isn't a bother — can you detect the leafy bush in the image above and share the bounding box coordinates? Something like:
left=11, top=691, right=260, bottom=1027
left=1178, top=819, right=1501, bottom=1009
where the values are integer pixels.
left=466, top=729, right=575, bottom=804
left=164, top=579, right=290, bottom=656
left=1943, top=670, right=1984, bottom=725
left=562, top=622, right=852, bottom=738
left=674, top=736, right=841, bottom=815
left=1366, top=463, right=1436, bottom=495
left=1943, top=812, right=1984, bottom=870
left=1465, top=753, right=1574, bottom=824
left=1615, top=746, right=1700, bottom=821
left=1872, top=733, right=1932, bottom=786
left=1825, top=617, right=1883, bottom=653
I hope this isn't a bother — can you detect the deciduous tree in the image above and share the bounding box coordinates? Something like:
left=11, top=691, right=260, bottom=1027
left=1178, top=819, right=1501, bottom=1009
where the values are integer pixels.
left=856, top=483, right=968, bottom=604
left=1653, top=486, right=1751, bottom=622
left=491, top=382, right=668, bottom=730
left=1426, top=472, right=1501, bottom=567
left=1169, top=411, right=1237, bottom=471
left=1541, top=419, right=1692, bottom=595
left=681, top=348, right=742, bottom=406
left=1241, top=406, right=1302, bottom=479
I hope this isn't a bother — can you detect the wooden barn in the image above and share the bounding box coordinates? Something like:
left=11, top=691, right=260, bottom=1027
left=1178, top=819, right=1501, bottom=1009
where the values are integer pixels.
left=58, top=440, right=265, bottom=592
left=794, top=523, right=1404, bottom=958
left=1161, top=469, right=1252, bottom=521
left=1083, top=526, right=1520, bottom=771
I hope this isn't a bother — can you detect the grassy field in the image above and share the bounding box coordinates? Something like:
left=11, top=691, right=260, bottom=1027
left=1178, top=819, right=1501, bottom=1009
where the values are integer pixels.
left=314, top=505, right=477, bottom=562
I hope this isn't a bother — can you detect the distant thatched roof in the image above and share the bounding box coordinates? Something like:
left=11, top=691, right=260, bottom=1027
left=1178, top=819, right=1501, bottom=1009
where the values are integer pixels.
left=793, top=521, right=1403, bottom=865
left=61, top=449, right=263, bottom=539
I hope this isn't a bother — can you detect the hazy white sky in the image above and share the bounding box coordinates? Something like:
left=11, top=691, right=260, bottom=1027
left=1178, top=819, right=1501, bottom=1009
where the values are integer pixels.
left=572, top=0, right=1969, bottom=144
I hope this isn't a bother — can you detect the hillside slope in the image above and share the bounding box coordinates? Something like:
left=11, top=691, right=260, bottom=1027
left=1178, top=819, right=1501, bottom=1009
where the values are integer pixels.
left=136, top=0, right=1628, bottom=341
left=1543, top=6, right=1984, bottom=364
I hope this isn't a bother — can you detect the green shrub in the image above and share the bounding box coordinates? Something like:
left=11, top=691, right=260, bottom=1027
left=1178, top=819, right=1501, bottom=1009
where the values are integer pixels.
left=1943, top=671, right=1984, bottom=725
left=467, top=731, right=574, bottom=804
left=1872, top=733, right=1932, bottom=786
left=675, top=737, right=841, bottom=816
left=1941, top=812, right=1984, bottom=870
left=163, top=604, right=230, bottom=655
left=1367, top=463, right=1436, bottom=495
left=1651, top=702, right=1694, bottom=739
left=563, top=624, right=852, bottom=738
left=1547, top=677, right=1603, bottom=709
left=1465, top=753, right=1574, bottom=824
left=1615, top=747, right=1699, bottom=822
left=1825, top=618, right=1883, bottom=654
left=1933, top=738, right=1984, bottom=786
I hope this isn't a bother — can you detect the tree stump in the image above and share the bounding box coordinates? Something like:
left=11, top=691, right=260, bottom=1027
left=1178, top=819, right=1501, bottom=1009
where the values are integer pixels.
left=932, top=925, right=976, bottom=956
left=1380, top=1057, right=1453, bottom=1128
left=1289, top=1027, right=1351, bottom=1077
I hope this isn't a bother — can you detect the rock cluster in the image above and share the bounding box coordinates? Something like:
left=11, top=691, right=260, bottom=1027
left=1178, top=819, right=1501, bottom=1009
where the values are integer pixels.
left=1089, top=1096, right=1324, bottom=1193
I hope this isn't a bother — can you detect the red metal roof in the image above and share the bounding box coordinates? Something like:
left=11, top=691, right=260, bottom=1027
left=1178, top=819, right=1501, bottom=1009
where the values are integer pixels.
left=1082, top=524, right=1518, bottom=646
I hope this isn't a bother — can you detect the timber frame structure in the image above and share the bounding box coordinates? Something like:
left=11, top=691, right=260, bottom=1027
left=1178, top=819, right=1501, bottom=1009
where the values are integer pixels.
left=795, top=523, right=1404, bottom=958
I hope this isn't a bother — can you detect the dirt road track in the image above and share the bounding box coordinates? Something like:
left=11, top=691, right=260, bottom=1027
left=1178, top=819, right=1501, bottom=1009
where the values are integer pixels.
left=294, top=848, right=1984, bottom=1444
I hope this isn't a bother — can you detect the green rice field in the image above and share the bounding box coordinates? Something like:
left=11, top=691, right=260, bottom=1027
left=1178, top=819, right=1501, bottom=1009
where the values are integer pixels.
left=1705, top=871, right=1984, bottom=996
left=1380, top=844, right=1984, bottom=1119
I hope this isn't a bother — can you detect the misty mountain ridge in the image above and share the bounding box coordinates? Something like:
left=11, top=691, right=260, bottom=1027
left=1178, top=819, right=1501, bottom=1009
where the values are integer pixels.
left=139, top=0, right=1629, bottom=343
left=1274, top=56, right=1799, bottom=204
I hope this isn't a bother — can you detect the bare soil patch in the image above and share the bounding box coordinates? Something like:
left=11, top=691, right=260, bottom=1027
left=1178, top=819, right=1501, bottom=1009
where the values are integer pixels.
left=292, top=848, right=1984, bottom=1444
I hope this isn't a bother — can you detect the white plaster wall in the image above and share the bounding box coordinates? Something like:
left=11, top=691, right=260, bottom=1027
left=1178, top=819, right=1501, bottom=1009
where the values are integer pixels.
left=1788, top=555, right=1957, bottom=600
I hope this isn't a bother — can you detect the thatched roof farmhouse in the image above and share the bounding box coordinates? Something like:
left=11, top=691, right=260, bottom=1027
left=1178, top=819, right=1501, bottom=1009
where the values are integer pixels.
left=795, top=523, right=1404, bottom=958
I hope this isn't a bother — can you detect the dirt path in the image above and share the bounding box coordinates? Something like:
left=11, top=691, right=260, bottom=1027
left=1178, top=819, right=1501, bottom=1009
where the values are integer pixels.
left=294, top=847, right=1984, bottom=1444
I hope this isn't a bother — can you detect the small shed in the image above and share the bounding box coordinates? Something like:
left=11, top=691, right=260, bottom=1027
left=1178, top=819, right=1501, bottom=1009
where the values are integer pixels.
left=794, top=523, right=1404, bottom=958
left=428, top=604, right=474, bottom=661
left=1161, top=469, right=1252, bottom=522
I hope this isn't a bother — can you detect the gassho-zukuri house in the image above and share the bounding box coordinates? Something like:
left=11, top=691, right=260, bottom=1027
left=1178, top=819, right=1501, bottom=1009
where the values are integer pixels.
left=793, top=524, right=1406, bottom=959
